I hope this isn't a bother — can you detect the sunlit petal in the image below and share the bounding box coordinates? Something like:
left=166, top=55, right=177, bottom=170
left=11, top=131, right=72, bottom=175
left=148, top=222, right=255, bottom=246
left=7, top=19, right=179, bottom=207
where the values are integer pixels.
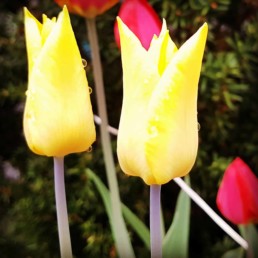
left=117, top=18, right=208, bottom=185
left=24, top=7, right=96, bottom=157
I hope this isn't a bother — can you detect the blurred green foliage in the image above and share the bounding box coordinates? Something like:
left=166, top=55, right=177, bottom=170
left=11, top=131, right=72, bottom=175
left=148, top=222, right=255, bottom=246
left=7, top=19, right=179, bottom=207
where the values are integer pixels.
left=0, top=0, right=258, bottom=257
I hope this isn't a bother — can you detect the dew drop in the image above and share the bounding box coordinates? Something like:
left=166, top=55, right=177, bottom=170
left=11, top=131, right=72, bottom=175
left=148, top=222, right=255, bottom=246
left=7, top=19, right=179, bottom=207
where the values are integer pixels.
left=149, top=125, right=158, bottom=138
left=25, top=89, right=36, bottom=100
left=197, top=122, right=201, bottom=131
left=164, top=94, right=169, bottom=100
left=144, top=78, right=149, bottom=84
left=26, top=112, right=35, bottom=122
left=86, top=146, right=93, bottom=152
left=88, top=87, right=92, bottom=94
left=82, top=59, right=87, bottom=68
left=154, top=116, right=159, bottom=122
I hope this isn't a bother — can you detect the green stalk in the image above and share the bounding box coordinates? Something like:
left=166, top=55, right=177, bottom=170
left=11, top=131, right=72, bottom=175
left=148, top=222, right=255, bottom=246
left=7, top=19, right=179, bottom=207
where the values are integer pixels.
left=86, top=18, right=135, bottom=258
left=174, top=177, right=248, bottom=249
left=150, top=184, right=162, bottom=258
left=239, top=225, right=254, bottom=258
left=53, top=157, right=73, bottom=258
left=93, top=118, right=249, bottom=251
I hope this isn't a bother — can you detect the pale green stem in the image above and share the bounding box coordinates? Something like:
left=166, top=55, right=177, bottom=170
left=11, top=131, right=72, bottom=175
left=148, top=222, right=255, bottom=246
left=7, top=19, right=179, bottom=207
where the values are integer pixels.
left=86, top=18, right=135, bottom=258
left=150, top=185, right=162, bottom=258
left=239, top=225, right=254, bottom=258
left=54, top=157, right=73, bottom=258
left=174, top=177, right=248, bottom=249
left=94, top=114, right=249, bottom=250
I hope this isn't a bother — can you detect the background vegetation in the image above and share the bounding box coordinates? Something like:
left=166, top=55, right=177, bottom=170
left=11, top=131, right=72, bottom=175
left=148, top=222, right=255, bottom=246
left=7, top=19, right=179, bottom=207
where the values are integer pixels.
left=0, top=0, right=258, bottom=257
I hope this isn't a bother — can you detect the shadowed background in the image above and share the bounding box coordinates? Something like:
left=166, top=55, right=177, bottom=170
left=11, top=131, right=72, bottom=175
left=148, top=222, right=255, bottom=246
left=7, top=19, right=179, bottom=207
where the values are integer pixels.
left=0, top=0, right=258, bottom=257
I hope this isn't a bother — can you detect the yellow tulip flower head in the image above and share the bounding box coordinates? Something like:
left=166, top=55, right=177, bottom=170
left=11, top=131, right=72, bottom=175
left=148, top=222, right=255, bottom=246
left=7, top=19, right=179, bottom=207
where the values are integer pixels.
left=23, top=6, right=96, bottom=157
left=117, top=18, right=208, bottom=185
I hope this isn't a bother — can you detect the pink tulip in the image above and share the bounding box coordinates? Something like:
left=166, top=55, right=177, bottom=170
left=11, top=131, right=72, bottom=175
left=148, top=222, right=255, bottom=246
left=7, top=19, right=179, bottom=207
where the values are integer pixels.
left=54, top=0, right=119, bottom=18
left=114, top=0, right=162, bottom=50
left=216, top=157, right=258, bottom=224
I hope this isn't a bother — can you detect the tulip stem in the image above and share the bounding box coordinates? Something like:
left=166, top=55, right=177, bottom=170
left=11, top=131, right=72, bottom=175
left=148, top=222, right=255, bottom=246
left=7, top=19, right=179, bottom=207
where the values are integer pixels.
left=150, top=184, right=162, bottom=258
left=86, top=18, right=135, bottom=258
left=239, top=225, right=255, bottom=258
left=173, top=177, right=248, bottom=249
left=53, top=157, right=73, bottom=258
left=93, top=115, right=249, bottom=251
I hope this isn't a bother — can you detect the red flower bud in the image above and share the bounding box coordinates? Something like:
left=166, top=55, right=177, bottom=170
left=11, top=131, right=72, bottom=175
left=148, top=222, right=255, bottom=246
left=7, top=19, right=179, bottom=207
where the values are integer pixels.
left=54, top=0, right=119, bottom=18
left=114, top=0, right=162, bottom=50
left=216, top=157, right=258, bottom=224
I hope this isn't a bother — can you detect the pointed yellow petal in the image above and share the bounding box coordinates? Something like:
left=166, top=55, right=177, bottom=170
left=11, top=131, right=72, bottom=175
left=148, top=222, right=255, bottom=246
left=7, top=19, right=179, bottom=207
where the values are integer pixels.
left=24, top=7, right=42, bottom=74
left=148, top=19, right=178, bottom=76
left=117, top=17, right=160, bottom=183
left=117, top=17, right=208, bottom=185
left=41, top=14, right=56, bottom=45
left=145, top=23, right=208, bottom=184
left=117, top=17, right=157, bottom=93
left=24, top=6, right=96, bottom=156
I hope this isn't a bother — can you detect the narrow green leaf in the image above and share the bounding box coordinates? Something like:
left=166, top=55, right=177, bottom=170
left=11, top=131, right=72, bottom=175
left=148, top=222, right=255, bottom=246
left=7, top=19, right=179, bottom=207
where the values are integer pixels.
left=239, top=224, right=258, bottom=258
left=163, top=176, right=191, bottom=258
left=221, top=247, right=244, bottom=258
left=122, top=204, right=150, bottom=249
left=86, top=169, right=150, bottom=249
left=86, top=169, right=112, bottom=221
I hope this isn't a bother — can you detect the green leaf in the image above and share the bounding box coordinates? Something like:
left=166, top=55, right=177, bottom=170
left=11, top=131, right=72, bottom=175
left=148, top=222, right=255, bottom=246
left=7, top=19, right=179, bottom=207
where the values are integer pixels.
left=86, top=169, right=150, bottom=249
left=122, top=203, right=150, bottom=249
left=86, top=169, right=112, bottom=220
left=162, top=176, right=191, bottom=258
left=239, top=224, right=258, bottom=258
left=221, top=247, right=244, bottom=258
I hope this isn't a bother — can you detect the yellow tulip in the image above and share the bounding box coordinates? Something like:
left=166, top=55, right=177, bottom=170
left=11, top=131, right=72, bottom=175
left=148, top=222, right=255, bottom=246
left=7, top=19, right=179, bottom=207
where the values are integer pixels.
left=117, top=18, right=208, bottom=185
left=23, top=6, right=96, bottom=157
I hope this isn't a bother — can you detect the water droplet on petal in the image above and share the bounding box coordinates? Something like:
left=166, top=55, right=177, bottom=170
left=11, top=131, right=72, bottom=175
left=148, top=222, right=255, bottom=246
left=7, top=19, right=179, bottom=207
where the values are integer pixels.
left=144, top=78, right=149, bottom=84
left=26, top=112, right=35, bottom=123
left=86, top=146, right=93, bottom=152
left=88, top=87, right=92, bottom=94
left=164, top=94, right=169, bottom=101
left=25, top=88, right=36, bottom=100
left=82, top=59, right=87, bottom=68
left=197, top=122, right=201, bottom=131
left=149, top=125, right=158, bottom=138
